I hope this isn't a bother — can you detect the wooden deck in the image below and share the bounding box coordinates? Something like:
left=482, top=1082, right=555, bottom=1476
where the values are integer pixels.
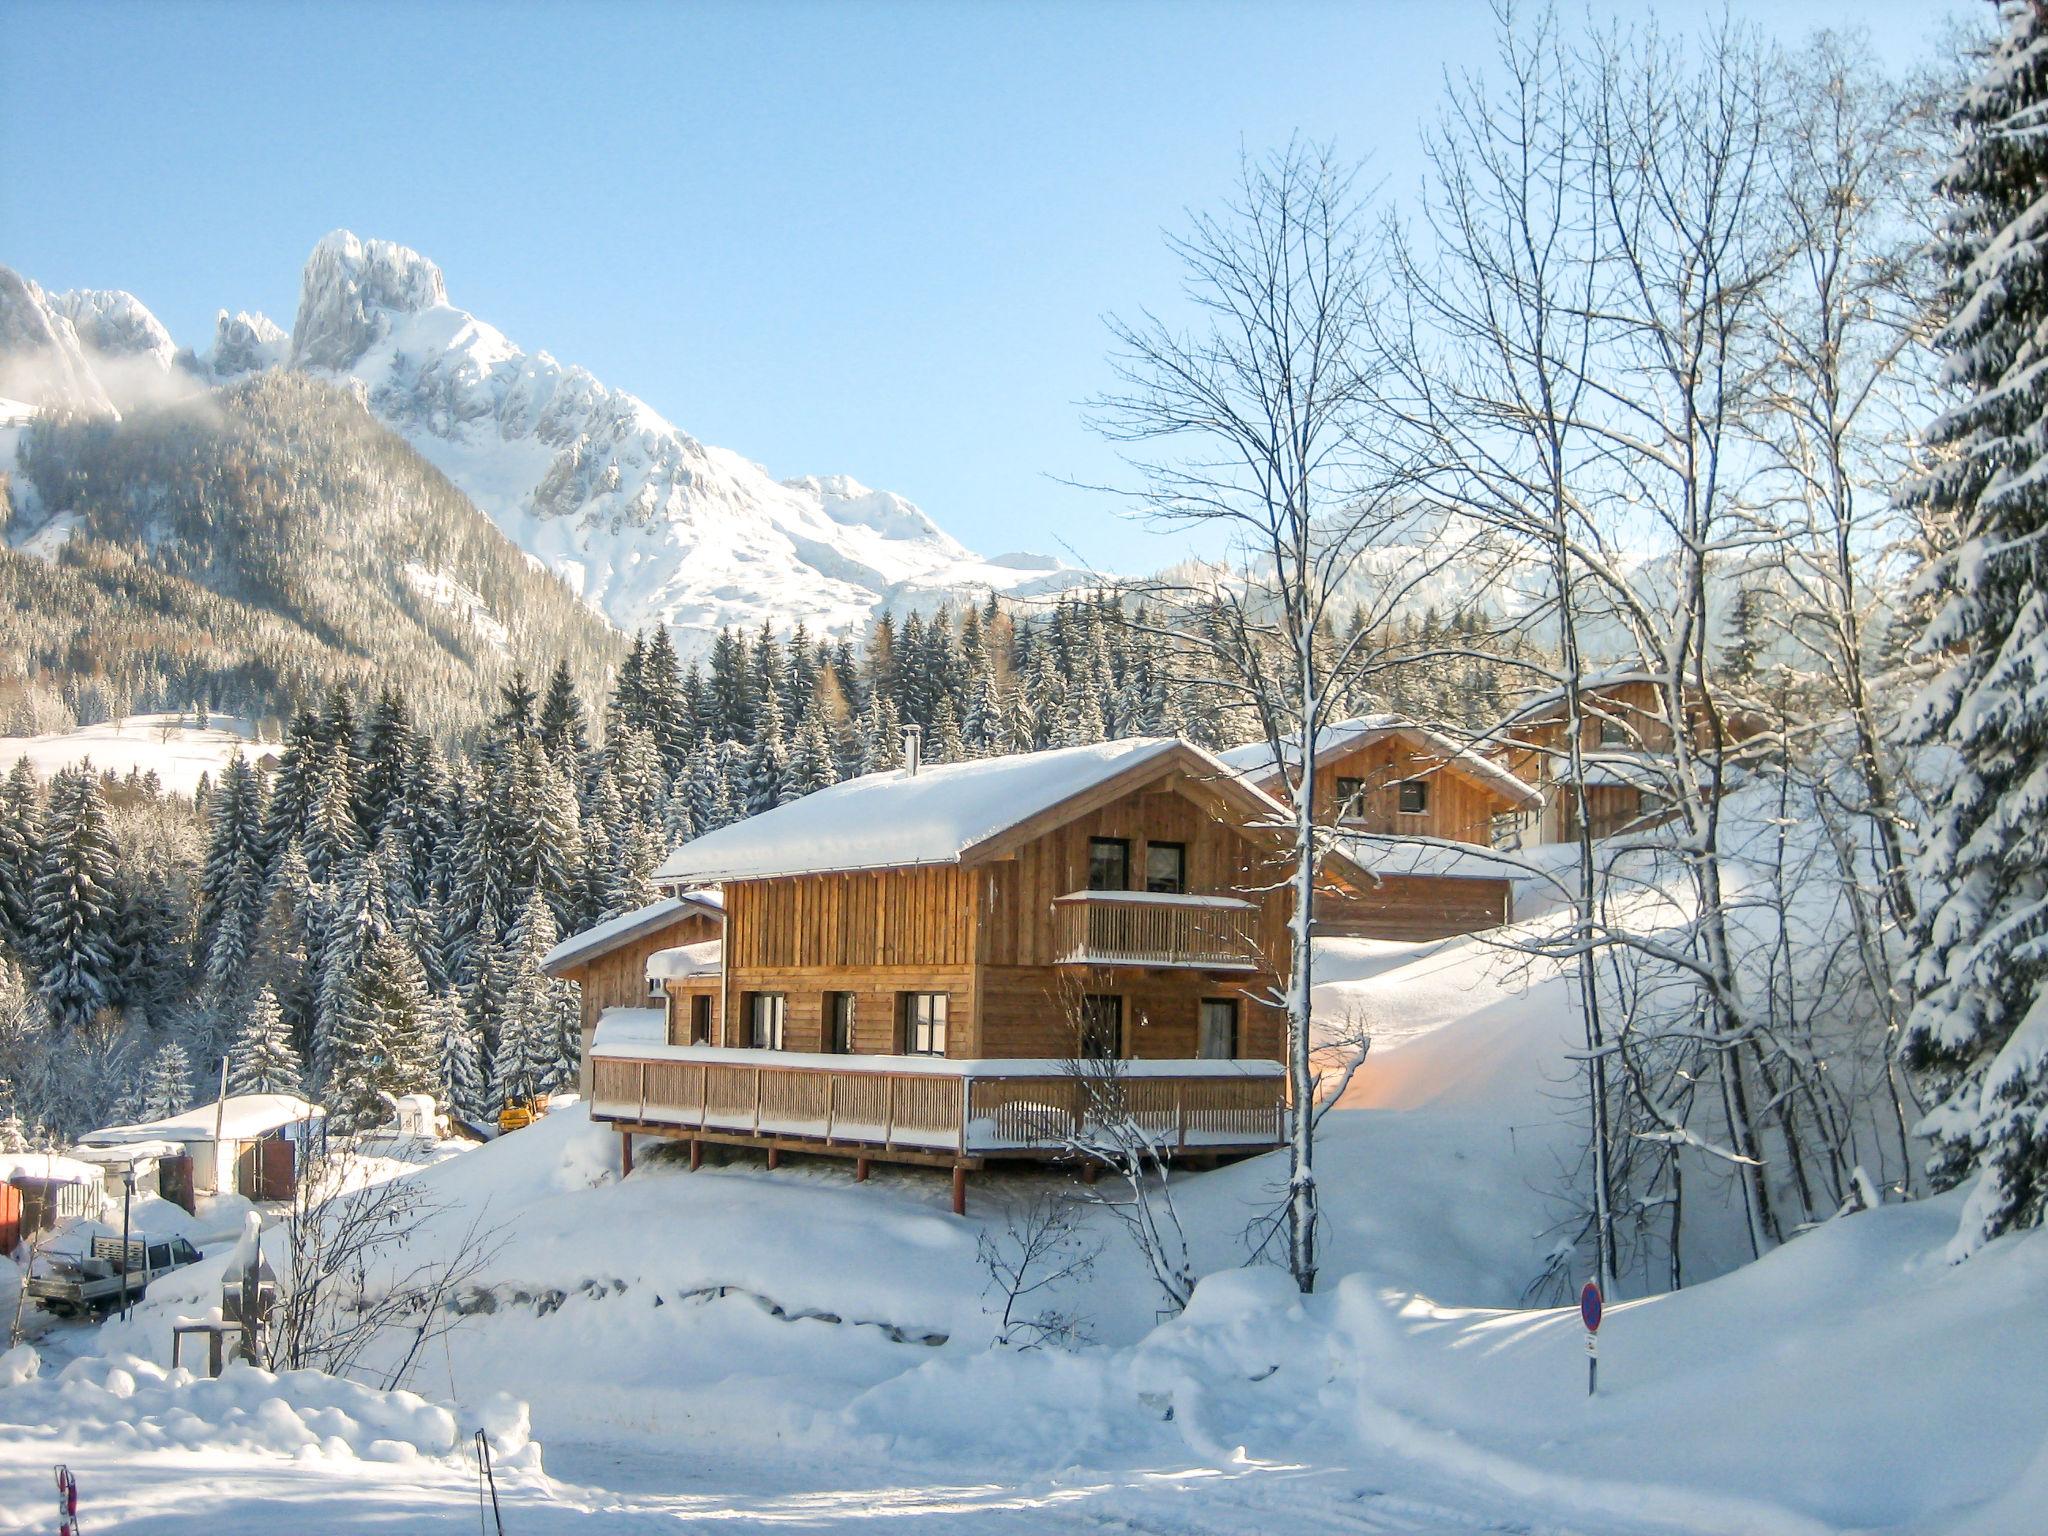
left=588, top=1048, right=1287, bottom=1166
left=1051, top=892, right=1260, bottom=971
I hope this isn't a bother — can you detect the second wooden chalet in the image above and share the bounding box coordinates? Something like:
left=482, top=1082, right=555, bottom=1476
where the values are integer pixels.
left=1217, top=715, right=1541, bottom=940
left=572, top=736, right=1373, bottom=1211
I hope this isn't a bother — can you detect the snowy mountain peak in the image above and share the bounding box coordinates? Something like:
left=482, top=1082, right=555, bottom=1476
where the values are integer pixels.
left=202, top=309, right=289, bottom=382
left=0, top=266, right=113, bottom=414
left=290, top=229, right=449, bottom=371
left=52, top=288, right=180, bottom=375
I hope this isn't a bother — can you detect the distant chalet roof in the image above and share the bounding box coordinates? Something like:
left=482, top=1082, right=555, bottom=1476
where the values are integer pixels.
left=1493, top=667, right=1669, bottom=733
left=1216, top=715, right=1541, bottom=812
left=81, top=1094, right=323, bottom=1147
left=652, top=737, right=1360, bottom=887
left=542, top=891, right=724, bottom=977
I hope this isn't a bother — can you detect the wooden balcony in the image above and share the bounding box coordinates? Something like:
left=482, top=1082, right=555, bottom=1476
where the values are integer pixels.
left=587, top=1045, right=1286, bottom=1164
left=1051, top=891, right=1259, bottom=971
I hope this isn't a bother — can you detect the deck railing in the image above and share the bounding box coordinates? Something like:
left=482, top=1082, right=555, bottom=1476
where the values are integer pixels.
left=589, top=1049, right=1285, bottom=1156
left=1052, top=892, right=1259, bottom=970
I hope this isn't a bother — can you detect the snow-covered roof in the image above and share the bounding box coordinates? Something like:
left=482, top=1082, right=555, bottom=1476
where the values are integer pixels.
left=79, top=1094, right=323, bottom=1147
left=591, top=1007, right=668, bottom=1052
left=1328, top=833, right=1527, bottom=882
left=653, top=738, right=1303, bottom=885
left=1217, top=716, right=1541, bottom=811
left=1493, top=668, right=1667, bottom=732
left=647, top=939, right=722, bottom=982
left=0, top=1151, right=104, bottom=1186
left=541, top=891, right=724, bottom=976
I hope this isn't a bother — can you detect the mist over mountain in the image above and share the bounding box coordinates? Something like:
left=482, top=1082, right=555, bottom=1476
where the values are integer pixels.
left=1, top=233, right=1097, bottom=655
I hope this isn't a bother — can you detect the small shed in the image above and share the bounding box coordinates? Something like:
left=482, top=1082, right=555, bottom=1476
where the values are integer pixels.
left=78, top=1095, right=326, bottom=1202
left=0, top=1152, right=106, bottom=1253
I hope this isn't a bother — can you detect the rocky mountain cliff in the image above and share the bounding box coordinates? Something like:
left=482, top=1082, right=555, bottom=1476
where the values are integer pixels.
left=1, top=234, right=1093, bottom=651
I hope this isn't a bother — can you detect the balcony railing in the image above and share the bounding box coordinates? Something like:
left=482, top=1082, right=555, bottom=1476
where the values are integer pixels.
left=1052, top=891, right=1259, bottom=970
left=588, top=1046, right=1286, bottom=1157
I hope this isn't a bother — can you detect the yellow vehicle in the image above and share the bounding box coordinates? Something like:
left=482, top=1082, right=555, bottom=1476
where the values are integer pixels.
left=497, top=1092, right=549, bottom=1134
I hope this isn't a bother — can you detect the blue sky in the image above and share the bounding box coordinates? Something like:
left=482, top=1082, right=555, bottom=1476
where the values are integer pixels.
left=4, top=0, right=1966, bottom=572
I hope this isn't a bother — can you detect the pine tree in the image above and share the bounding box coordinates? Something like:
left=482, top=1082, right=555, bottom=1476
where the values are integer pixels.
left=197, top=752, right=268, bottom=998
left=326, top=927, right=438, bottom=1130
left=433, top=992, right=488, bottom=1124
left=787, top=692, right=839, bottom=799
left=30, top=766, right=119, bottom=1029
left=747, top=694, right=790, bottom=813
left=491, top=891, right=578, bottom=1100
left=641, top=628, right=693, bottom=777
left=1902, top=5, right=2048, bottom=1254
left=538, top=660, right=591, bottom=767
left=356, top=687, right=416, bottom=833
left=226, top=985, right=303, bottom=1096
left=133, top=1039, right=193, bottom=1122
left=0, top=757, right=41, bottom=960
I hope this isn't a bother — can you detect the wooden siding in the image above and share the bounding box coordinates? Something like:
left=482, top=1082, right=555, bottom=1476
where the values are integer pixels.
left=1309, top=736, right=1509, bottom=845
left=556, top=908, right=722, bottom=1092
left=715, top=771, right=1292, bottom=1063
left=977, top=964, right=1285, bottom=1060
left=1315, top=874, right=1512, bottom=941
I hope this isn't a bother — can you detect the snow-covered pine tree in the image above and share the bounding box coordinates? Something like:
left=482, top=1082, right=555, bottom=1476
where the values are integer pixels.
left=0, top=757, right=41, bottom=960
left=538, top=659, right=591, bottom=768
left=300, top=738, right=363, bottom=884
left=133, top=1039, right=193, bottom=1122
left=226, top=985, right=303, bottom=1097
left=786, top=692, right=839, bottom=799
left=1902, top=3, right=2048, bottom=1255
left=746, top=695, right=790, bottom=813
left=325, top=927, right=438, bottom=1130
left=197, top=752, right=268, bottom=998
left=641, top=627, right=693, bottom=778
left=30, top=765, right=119, bottom=1029
left=355, top=687, right=417, bottom=834
left=432, top=991, right=488, bottom=1125
left=490, top=890, right=579, bottom=1100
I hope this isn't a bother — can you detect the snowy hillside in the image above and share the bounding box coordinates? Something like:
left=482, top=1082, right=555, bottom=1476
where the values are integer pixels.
left=0, top=237, right=1099, bottom=651
left=0, top=712, right=264, bottom=797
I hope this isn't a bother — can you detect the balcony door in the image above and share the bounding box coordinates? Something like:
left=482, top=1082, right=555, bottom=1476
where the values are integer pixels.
left=1199, top=998, right=1239, bottom=1060
left=747, top=992, right=785, bottom=1051
left=1079, top=994, right=1123, bottom=1060
left=1088, top=837, right=1131, bottom=891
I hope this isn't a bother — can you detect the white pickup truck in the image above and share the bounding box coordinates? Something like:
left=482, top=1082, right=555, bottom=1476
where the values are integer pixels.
left=28, top=1235, right=203, bottom=1316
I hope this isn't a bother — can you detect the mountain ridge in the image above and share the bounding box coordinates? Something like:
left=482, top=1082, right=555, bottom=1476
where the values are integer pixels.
left=1, top=232, right=1097, bottom=653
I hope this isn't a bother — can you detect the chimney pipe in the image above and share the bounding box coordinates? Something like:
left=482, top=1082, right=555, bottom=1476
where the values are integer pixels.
left=902, top=723, right=923, bottom=776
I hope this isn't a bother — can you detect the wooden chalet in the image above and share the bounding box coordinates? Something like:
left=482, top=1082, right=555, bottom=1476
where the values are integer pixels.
left=568, top=736, right=1368, bottom=1212
left=1216, top=716, right=1540, bottom=940
left=540, top=890, right=725, bottom=1093
left=1491, top=673, right=1764, bottom=843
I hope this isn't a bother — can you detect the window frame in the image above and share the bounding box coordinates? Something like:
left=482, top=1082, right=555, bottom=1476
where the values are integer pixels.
left=1397, top=779, right=1430, bottom=815
left=1198, top=997, right=1240, bottom=1061
left=690, top=993, right=712, bottom=1045
left=1143, top=840, right=1187, bottom=895
left=746, top=991, right=786, bottom=1051
left=901, top=991, right=949, bottom=1056
left=1087, top=836, right=1132, bottom=892
left=1334, top=775, right=1368, bottom=821
left=1079, top=994, right=1124, bottom=1061
left=826, top=991, right=857, bottom=1054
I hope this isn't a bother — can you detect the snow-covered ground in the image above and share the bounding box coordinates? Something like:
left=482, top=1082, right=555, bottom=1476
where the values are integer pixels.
left=0, top=713, right=264, bottom=797
left=5, top=910, right=2043, bottom=1532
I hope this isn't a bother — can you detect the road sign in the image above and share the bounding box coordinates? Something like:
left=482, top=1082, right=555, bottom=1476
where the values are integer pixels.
left=1579, top=1281, right=1603, bottom=1334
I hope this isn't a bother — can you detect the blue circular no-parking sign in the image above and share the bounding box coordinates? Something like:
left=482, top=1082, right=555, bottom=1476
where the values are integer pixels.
left=1580, top=1280, right=1603, bottom=1334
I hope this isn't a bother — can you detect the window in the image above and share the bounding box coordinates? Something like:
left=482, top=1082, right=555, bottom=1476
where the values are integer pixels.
left=1335, top=776, right=1367, bottom=821
left=746, top=992, right=786, bottom=1050
left=1598, top=718, right=1631, bottom=749
left=1079, top=994, right=1123, bottom=1060
left=690, top=994, right=712, bottom=1045
left=1199, top=998, right=1239, bottom=1060
left=902, top=992, right=949, bottom=1056
left=147, top=1244, right=171, bottom=1270
left=648, top=976, right=667, bottom=999
left=1397, top=779, right=1430, bottom=815
left=1087, top=837, right=1131, bottom=892
left=826, top=991, right=857, bottom=1054
left=1144, top=841, right=1186, bottom=895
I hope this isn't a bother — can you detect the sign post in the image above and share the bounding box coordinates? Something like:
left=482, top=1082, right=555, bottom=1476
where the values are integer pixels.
left=1580, top=1280, right=1603, bottom=1397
